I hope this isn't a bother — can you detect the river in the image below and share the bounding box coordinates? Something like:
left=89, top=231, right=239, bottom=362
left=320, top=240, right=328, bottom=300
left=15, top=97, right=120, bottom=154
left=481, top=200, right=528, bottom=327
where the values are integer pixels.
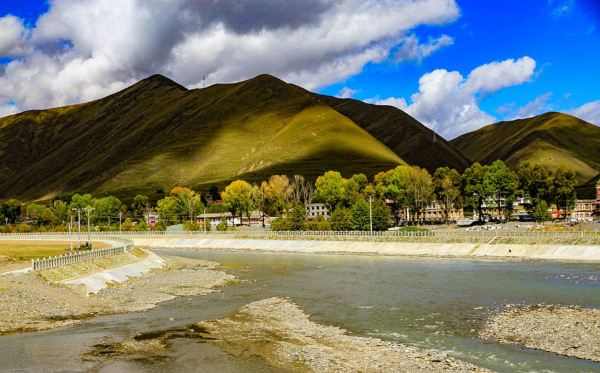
left=1, top=250, right=599, bottom=372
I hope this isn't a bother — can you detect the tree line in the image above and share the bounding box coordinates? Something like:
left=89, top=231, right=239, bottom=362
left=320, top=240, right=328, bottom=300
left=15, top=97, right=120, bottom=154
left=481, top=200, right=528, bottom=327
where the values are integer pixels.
left=0, top=160, right=580, bottom=233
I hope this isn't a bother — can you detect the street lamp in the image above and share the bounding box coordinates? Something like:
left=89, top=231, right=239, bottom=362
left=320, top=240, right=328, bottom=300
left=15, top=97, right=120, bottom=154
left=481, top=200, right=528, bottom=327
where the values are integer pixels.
left=84, top=207, right=95, bottom=244
left=369, top=195, right=373, bottom=235
left=72, top=208, right=81, bottom=248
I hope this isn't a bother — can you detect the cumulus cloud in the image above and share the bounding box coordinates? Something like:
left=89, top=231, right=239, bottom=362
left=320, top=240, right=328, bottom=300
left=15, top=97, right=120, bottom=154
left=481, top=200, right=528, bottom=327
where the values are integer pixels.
left=336, top=87, right=359, bottom=99
left=372, top=56, right=537, bottom=138
left=0, top=15, right=28, bottom=57
left=394, top=34, right=453, bottom=63
left=0, top=0, right=460, bottom=116
left=571, top=100, right=600, bottom=125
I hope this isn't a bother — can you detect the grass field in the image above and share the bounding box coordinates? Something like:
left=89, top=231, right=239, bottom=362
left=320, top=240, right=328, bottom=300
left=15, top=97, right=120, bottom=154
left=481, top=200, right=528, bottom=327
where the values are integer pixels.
left=0, top=241, right=108, bottom=261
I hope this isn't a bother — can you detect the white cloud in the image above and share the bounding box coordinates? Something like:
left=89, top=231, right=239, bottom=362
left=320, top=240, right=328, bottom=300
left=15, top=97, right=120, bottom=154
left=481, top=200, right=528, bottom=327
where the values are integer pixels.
left=571, top=100, right=600, bottom=125
left=372, top=56, right=537, bottom=138
left=0, top=0, right=460, bottom=116
left=367, top=96, right=408, bottom=109
left=511, top=92, right=553, bottom=119
left=0, top=15, right=28, bottom=57
left=336, top=87, right=359, bottom=99
left=0, top=102, right=18, bottom=118
left=394, top=34, right=453, bottom=63
left=550, top=0, right=574, bottom=17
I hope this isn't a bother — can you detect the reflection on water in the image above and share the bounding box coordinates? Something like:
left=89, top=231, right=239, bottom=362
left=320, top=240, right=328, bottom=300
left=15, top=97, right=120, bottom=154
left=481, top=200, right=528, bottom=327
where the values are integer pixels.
left=1, top=250, right=599, bottom=372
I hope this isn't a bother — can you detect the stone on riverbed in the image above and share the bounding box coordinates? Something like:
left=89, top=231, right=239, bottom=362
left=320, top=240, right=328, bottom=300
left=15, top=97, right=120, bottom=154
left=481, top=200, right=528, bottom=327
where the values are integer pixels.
left=480, top=304, right=600, bottom=362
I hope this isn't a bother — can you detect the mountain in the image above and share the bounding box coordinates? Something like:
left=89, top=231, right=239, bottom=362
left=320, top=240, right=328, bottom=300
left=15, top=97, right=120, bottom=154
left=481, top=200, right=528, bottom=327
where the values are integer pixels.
left=0, top=74, right=468, bottom=201
left=451, top=112, right=600, bottom=183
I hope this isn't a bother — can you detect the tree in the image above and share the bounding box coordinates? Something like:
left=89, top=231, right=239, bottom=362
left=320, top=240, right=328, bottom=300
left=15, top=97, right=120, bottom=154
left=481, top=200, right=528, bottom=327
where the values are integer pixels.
left=131, top=194, right=150, bottom=218
left=170, top=187, right=204, bottom=222
left=404, top=166, right=434, bottom=224
left=345, top=174, right=368, bottom=204
left=303, top=215, right=331, bottom=231
left=156, top=196, right=179, bottom=224
left=433, top=167, right=463, bottom=224
left=26, top=203, right=53, bottom=225
left=286, top=203, right=307, bottom=231
left=51, top=200, right=69, bottom=226
left=350, top=199, right=370, bottom=231
left=0, top=199, right=22, bottom=224
left=263, top=175, right=293, bottom=214
left=221, top=180, right=254, bottom=225
left=251, top=183, right=268, bottom=227
left=330, top=208, right=352, bottom=231
left=517, top=163, right=552, bottom=203
left=94, top=196, right=122, bottom=225
left=122, top=218, right=134, bottom=231
left=315, top=171, right=346, bottom=211
left=373, top=166, right=411, bottom=225
left=371, top=198, right=391, bottom=231
left=532, top=200, right=551, bottom=222
left=462, top=163, right=490, bottom=222
left=549, top=169, right=577, bottom=219
left=484, top=160, right=518, bottom=221
left=70, top=193, right=94, bottom=210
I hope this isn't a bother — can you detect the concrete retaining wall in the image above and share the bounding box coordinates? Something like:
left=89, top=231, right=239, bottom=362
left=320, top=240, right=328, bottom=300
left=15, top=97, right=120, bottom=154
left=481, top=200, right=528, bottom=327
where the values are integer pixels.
left=62, top=250, right=165, bottom=294
left=131, top=237, right=600, bottom=262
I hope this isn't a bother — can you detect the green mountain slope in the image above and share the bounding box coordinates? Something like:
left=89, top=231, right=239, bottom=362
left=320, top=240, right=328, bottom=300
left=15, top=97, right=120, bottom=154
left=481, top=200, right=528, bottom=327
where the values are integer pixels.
left=450, top=112, right=600, bottom=183
left=309, top=93, right=470, bottom=172
left=0, top=74, right=425, bottom=201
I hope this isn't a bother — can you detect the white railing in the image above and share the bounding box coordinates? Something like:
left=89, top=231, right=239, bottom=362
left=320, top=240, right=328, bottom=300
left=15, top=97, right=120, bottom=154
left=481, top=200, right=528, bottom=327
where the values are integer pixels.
left=27, top=237, right=134, bottom=271
left=1, top=230, right=599, bottom=246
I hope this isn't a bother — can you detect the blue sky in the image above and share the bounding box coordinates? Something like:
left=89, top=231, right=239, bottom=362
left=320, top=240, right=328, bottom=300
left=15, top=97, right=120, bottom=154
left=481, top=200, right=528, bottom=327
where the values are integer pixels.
left=0, top=0, right=598, bottom=138
left=320, top=0, right=600, bottom=122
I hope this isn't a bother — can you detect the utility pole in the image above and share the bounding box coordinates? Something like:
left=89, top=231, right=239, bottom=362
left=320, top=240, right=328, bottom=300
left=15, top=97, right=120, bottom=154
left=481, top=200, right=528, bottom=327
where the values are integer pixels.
left=72, top=208, right=81, bottom=248
left=84, top=207, right=95, bottom=244
left=119, top=212, right=122, bottom=232
left=69, top=215, right=74, bottom=250
left=203, top=208, right=207, bottom=234
left=369, top=195, right=373, bottom=235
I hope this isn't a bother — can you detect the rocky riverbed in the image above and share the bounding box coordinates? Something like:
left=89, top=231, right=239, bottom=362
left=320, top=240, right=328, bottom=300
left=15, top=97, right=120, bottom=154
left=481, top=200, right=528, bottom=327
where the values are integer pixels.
left=479, top=304, right=600, bottom=362
left=0, top=254, right=233, bottom=335
left=194, top=297, right=490, bottom=372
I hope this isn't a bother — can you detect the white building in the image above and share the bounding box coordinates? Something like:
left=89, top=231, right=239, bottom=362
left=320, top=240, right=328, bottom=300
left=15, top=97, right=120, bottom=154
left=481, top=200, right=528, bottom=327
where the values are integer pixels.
left=306, top=203, right=329, bottom=219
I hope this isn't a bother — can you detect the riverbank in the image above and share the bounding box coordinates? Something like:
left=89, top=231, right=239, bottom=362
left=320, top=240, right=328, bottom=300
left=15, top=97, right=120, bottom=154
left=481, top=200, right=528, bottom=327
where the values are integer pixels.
left=0, top=254, right=233, bottom=335
left=132, top=237, right=600, bottom=262
left=480, top=304, right=600, bottom=362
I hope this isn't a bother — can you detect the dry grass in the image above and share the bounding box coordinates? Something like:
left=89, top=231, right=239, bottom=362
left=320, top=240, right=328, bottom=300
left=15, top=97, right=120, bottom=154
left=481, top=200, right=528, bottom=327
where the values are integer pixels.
left=0, top=240, right=108, bottom=261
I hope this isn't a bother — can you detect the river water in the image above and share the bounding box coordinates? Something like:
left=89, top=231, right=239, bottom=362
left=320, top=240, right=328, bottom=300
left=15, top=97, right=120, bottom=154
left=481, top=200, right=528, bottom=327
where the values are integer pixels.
left=1, top=250, right=599, bottom=372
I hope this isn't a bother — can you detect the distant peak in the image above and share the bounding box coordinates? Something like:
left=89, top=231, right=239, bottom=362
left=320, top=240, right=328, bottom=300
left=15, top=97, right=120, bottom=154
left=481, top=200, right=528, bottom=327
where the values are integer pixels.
left=136, top=74, right=188, bottom=91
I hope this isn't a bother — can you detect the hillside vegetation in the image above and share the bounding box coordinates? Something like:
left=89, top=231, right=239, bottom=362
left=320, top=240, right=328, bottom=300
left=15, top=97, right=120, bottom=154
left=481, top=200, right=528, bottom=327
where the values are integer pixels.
left=451, top=112, right=600, bottom=184
left=0, top=74, right=468, bottom=201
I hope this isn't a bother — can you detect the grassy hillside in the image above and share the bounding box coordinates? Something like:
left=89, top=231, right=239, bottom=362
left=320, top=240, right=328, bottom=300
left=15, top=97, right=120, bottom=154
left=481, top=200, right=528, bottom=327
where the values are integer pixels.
left=0, top=74, right=412, bottom=201
left=310, top=93, right=470, bottom=172
left=451, top=112, right=600, bottom=183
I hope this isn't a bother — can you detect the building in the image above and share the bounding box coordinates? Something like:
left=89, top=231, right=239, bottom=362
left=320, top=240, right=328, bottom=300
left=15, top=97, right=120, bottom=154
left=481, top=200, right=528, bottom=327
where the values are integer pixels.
left=144, top=211, right=160, bottom=227
left=196, top=212, right=239, bottom=227
left=422, top=200, right=464, bottom=223
left=306, top=203, right=329, bottom=220
left=571, top=199, right=595, bottom=221
left=196, top=211, right=270, bottom=227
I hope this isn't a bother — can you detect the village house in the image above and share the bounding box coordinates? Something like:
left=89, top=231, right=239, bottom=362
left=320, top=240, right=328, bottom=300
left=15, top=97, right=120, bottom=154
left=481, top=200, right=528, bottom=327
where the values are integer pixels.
left=306, top=203, right=330, bottom=220
left=196, top=211, right=270, bottom=227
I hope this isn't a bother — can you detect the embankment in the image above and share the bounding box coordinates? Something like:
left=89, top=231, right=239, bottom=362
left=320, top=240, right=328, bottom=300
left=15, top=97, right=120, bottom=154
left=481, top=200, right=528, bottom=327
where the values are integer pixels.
left=131, top=237, right=600, bottom=262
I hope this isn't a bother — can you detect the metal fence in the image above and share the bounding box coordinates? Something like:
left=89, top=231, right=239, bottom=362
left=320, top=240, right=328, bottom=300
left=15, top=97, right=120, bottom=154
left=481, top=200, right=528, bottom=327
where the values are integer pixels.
left=1, top=230, right=599, bottom=246
left=31, top=237, right=133, bottom=271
